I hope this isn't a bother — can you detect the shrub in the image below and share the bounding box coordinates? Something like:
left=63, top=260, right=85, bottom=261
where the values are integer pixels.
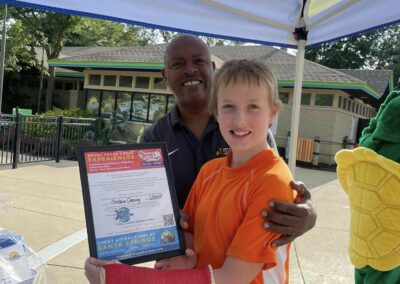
left=40, top=108, right=93, bottom=118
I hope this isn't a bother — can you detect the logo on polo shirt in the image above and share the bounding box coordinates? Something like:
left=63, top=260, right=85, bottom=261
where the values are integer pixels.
left=215, top=147, right=231, bottom=156
left=168, top=148, right=179, bottom=156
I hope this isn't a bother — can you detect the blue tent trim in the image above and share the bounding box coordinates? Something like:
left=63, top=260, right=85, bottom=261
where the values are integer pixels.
left=1, top=0, right=398, bottom=48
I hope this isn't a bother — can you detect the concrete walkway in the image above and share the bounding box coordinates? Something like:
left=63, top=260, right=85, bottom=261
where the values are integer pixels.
left=291, top=168, right=353, bottom=283
left=0, top=161, right=353, bottom=284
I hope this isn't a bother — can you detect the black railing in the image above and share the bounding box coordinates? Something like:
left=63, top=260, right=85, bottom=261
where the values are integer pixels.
left=276, top=135, right=356, bottom=168
left=0, top=112, right=97, bottom=168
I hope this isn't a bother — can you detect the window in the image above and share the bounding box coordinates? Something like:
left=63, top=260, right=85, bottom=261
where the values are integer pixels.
left=301, top=93, right=311, bottom=105
left=342, top=98, right=347, bottom=110
left=153, top=78, right=167, bottom=90
left=104, top=75, right=117, bottom=87
left=352, top=102, right=355, bottom=113
left=279, top=92, right=289, bottom=104
left=135, top=77, right=150, bottom=89
left=116, top=92, right=132, bottom=120
left=355, top=104, right=359, bottom=114
left=86, top=90, right=101, bottom=116
left=119, top=76, right=133, bottom=88
left=315, top=94, right=333, bottom=106
left=132, top=93, right=149, bottom=121
left=347, top=100, right=351, bottom=111
left=338, top=96, right=342, bottom=108
left=100, top=91, right=116, bottom=118
left=65, top=82, right=74, bottom=90
left=55, top=81, right=63, bottom=90
left=167, top=95, right=176, bottom=112
left=89, top=74, right=101, bottom=85
left=148, top=95, right=167, bottom=122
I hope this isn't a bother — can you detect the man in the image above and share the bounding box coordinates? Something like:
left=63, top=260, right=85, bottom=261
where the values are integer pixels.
left=141, top=34, right=316, bottom=247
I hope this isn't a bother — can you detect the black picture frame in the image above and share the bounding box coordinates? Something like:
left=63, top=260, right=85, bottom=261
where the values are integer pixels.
left=77, top=143, right=185, bottom=265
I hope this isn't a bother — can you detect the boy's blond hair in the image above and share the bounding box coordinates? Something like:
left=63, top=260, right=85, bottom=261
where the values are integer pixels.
left=209, top=59, right=282, bottom=116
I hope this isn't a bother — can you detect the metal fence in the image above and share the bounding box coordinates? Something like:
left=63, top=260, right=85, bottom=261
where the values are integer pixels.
left=312, top=136, right=356, bottom=167
left=276, top=135, right=356, bottom=167
left=0, top=113, right=97, bottom=168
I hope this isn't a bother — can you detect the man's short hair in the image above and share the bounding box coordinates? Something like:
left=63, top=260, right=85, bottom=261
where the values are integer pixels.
left=209, top=59, right=282, bottom=116
left=164, top=34, right=210, bottom=63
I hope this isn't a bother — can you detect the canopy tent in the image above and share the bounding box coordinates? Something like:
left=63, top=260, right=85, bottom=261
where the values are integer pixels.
left=1, top=0, right=399, bottom=173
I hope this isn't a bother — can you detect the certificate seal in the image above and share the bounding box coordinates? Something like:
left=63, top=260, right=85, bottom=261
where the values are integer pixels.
left=115, top=207, right=133, bottom=223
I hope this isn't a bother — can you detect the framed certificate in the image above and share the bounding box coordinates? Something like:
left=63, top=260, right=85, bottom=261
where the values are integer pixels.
left=77, top=143, right=185, bottom=265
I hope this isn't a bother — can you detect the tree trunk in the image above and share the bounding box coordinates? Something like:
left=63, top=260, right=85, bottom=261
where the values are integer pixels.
left=45, top=66, right=55, bottom=111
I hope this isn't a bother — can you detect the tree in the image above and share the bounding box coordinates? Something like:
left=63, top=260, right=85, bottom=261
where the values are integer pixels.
left=0, top=7, right=41, bottom=112
left=305, top=24, right=400, bottom=83
left=10, top=7, right=81, bottom=111
left=66, top=18, right=150, bottom=46
left=3, top=21, right=37, bottom=72
left=370, top=25, right=400, bottom=85
left=141, top=29, right=244, bottom=46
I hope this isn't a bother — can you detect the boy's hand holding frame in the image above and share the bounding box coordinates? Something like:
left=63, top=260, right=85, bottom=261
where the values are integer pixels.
left=78, top=143, right=185, bottom=265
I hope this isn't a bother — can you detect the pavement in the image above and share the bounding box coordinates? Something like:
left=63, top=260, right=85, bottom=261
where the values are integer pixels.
left=0, top=161, right=353, bottom=284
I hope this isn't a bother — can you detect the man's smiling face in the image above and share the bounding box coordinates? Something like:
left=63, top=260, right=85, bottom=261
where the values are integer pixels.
left=162, top=36, right=214, bottom=113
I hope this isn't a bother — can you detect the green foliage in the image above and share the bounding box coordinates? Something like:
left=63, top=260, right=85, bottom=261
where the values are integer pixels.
left=41, top=107, right=93, bottom=118
left=3, top=65, right=40, bottom=113
left=137, top=29, right=244, bottom=46
left=4, top=21, right=38, bottom=72
left=66, top=18, right=147, bottom=46
left=0, top=6, right=82, bottom=112
left=199, top=36, right=244, bottom=46
left=9, top=7, right=80, bottom=59
left=305, top=24, right=400, bottom=83
left=22, top=108, right=93, bottom=138
left=21, top=116, right=55, bottom=139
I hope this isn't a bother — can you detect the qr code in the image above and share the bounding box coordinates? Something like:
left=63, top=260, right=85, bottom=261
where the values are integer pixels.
left=163, top=214, right=175, bottom=226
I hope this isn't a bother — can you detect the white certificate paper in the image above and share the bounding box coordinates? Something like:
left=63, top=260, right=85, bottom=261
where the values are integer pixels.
left=81, top=146, right=182, bottom=262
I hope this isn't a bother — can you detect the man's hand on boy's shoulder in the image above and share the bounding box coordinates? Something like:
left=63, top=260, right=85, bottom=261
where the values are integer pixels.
left=261, top=181, right=317, bottom=247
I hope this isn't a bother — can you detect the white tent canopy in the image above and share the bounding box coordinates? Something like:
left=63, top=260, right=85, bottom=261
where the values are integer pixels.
left=1, top=0, right=399, bottom=172
left=1, top=0, right=399, bottom=47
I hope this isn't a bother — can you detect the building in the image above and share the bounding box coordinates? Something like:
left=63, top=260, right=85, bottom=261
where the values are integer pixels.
left=47, top=45, right=393, bottom=165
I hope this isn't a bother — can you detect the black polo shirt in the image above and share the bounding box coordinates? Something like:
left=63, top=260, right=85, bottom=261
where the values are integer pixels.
left=141, top=106, right=229, bottom=208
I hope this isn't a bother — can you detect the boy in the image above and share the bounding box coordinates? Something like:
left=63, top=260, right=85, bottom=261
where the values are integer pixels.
left=85, top=60, right=294, bottom=284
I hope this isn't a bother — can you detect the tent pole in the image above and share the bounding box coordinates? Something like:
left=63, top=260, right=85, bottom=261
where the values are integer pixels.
left=0, top=4, right=7, bottom=113
left=288, top=39, right=306, bottom=174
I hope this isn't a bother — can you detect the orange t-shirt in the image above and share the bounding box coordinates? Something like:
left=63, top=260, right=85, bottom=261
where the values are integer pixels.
left=183, top=149, right=294, bottom=284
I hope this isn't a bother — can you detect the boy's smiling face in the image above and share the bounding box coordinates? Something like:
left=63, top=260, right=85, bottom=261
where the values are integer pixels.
left=217, top=81, right=276, bottom=167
